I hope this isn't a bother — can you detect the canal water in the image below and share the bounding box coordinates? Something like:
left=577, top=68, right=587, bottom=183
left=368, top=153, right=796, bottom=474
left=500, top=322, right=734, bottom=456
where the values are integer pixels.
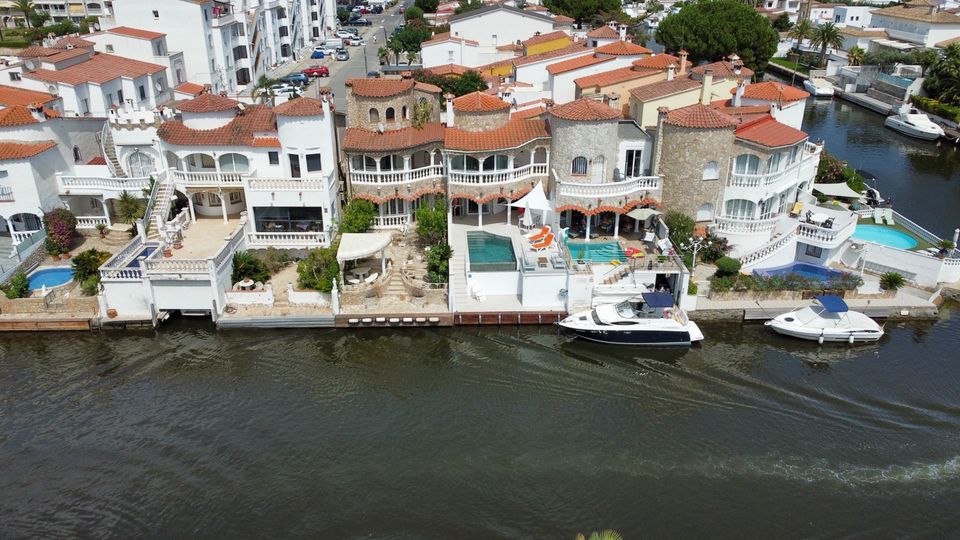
left=2, top=98, right=960, bottom=538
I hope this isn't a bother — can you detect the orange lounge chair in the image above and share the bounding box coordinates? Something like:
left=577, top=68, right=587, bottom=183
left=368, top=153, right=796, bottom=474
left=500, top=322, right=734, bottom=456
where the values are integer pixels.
left=524, top=226, right=550, bottom=243
left=531, top=233, right=554, bottom=252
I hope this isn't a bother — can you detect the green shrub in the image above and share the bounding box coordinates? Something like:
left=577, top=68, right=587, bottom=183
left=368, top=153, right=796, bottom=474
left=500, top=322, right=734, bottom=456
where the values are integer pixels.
left=72, top=248, right=112, bottom=283
left=880, top=272, right=906, bottom=290
left=816, top=151, right=866, bottom=194
left=425, top=243, right=453, bottom=283
left=416, top=198, right=447, bottom=245
left=115, top=191, right=147, bottom=224
left=232, top=250, right=271, bottom=283
left=81, top=276, right=100, bottom=296
left=699, top=234, right=730, bottom=263
left=664, top=211, right=695, bottom=247
left=43, top=208, right=78, bottom=254
left=687, top=281, right=698, bottom=295
left=714, top=256, right=742, bottom=277
left=2, top=272, right=31, bottom=299
left=710, top=275, right=734, bottom=292
left=259, top=248, right=291, bottom=274
left=340, top=199, right=376, bottom=233
left=297, top=243, right=340, bottom=292
left=938, top=239, right=955, bottom=250
left=911, top=95, right=960, bottom=123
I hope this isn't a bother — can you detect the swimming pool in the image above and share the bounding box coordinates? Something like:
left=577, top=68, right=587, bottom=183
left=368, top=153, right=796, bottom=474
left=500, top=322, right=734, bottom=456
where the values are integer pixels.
left=852, top=224, right=918, bottom=250
left=27, top=268, right=74, bottom=290
left=753, top=262, right=847, bottom=281
left=566, top=240, right=627, bottom=264
left=467, top=231, right=516, bottom=272
left=126, top=246, right=158, bottom=268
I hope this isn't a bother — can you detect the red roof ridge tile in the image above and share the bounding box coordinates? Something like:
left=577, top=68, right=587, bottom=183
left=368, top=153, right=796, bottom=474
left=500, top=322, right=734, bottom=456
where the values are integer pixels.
left=548, top=98, right=620, bottom=121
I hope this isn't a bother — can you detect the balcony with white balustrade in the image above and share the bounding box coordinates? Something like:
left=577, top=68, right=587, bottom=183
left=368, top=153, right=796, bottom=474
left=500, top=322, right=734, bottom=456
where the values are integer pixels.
left=724, top=142, right=821, bottom=198
left=170, top=168, right=250, bottom=188
left=555, top=175, right=662, bottom=212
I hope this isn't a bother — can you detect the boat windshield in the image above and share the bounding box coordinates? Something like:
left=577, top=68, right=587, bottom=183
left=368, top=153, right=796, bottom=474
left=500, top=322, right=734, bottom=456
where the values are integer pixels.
left=614, top=300, right=658, bottom=319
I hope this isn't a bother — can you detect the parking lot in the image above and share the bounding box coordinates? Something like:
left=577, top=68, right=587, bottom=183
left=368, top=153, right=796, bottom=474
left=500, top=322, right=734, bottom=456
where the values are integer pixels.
left=259, top=0, right=414, bottom=111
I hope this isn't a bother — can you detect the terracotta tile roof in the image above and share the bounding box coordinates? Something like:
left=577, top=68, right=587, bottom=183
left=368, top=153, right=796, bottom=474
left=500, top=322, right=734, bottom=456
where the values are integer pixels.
left=107, top=26, right=166, bottom=40
left=737, top=81, right=809, bottom=102
left=511, top=106, right=546, bottom=119
left=709, top=99, right=772, bottom=124
left=18, top=45, right=59, bottom=58
left=26, top=53, right=166, bottom=85
left=343, top=123, right=446, bottom=152
left=414, top=81, right=443, bottom=94
left=453, top=91, right=510, bottom=112
left=587, top=26, right=620, bottom=39
left=427, top=63, right=468, bottom=76
left=445, top=119, right=550, bottom=151
left=157, top=105, right=277, bottom=147
left=0, top=84, right=58, bottom=107
left=629, top=77, right=701, bottom=102
left=176, top=92, right=239, bottom=113
left=553, top=15, right=575, bottom=24
left=631, top=53, right=679, bottom=70
left=0, top=106, right=39, bottom=127
left=595, top=40, right=653, bottom=56
left=574, top=66, right=657, bottom=88
left=512, top=42, right=590, bottom=67
left=691, top=60, right=754, bottom=80
left=346, top=78, right=415, bottom=97
left=839, top=26, right=888, bottom=37
left=87, top=155, right=107, bottom=165
left=423, top=32, right=480, bottom=46
left=665, top=103, right=739, bottom=129
left=0, top=140, right=57, bottom=160
left=51, top=35, right=95, bottom=49
left=523, top=30, right=570, bottom=47
left=174, top=82, right=206, bottom=96
left=274, top=97, right=328, bottom=117
left=734, top=114, right=808, bottom=147
left=251, top=137, right=281, bottom=147
left=44, top=48, right=91, bottom=63
left=546, top=54, right=613, bottom=75
left=497, top=42, right=523, bottom=52
left=872, top=0, right=960, bottom=24
left=548, top=98, right=620, bottom=121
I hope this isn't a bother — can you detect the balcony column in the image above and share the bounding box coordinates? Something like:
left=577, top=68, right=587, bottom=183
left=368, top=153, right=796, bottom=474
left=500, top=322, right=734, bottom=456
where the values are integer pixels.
left=506, top=197, right=511, bottom=225
left=478, top=201, right=483, bottom=230
left=101, top=196, right=112, bottom=227
left=613, top=212, right=620, bottom=238
left=188, top=193, right=197, bottom=222
left=585, top=213, right=592, bottom=242
left=219, top=189, right=228, bottom=223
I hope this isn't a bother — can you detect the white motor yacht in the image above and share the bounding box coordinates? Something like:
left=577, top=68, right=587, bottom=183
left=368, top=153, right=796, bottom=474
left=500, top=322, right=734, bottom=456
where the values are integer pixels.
left=558, top=292, right=704, bottom=346
left=884, top=104, right=945, bottom=141
left=803, top=78, right=834, bottom=97
left=765, top=295, right=884, bottom=344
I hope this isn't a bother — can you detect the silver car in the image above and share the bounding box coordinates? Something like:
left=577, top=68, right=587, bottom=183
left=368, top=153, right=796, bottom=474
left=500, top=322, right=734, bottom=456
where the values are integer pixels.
left=336, top=49, right=350, bottom=61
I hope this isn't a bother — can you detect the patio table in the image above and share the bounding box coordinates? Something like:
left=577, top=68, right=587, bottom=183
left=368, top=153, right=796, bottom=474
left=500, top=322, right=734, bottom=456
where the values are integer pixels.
left=238, top=279, right=255, bottom=291
left=352, top=266, right=371, bottom=279
left=809, top=212, right=829, bottom=225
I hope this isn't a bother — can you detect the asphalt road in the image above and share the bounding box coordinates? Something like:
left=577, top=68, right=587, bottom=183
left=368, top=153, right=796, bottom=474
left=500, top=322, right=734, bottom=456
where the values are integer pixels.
left=263, top=0, right=415, bottom=111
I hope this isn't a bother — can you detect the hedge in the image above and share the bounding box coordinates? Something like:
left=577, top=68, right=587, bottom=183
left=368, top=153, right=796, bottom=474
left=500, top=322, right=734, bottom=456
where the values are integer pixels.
left=910, top=95, right=960, bottom=123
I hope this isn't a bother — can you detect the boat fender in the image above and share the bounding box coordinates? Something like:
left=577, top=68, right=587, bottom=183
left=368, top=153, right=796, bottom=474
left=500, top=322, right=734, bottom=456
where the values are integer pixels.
left=848, top=334, right=855, bottom=344
left=818, top=330, right=824, bottom=345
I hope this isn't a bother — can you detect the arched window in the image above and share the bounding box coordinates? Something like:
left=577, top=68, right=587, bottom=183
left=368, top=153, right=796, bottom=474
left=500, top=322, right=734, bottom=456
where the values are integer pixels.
left=351, top=155, right=377, bottom=171
left=385, top=107, right=395, bottom=122
left=379, top=155, right=400, bottom=171
left=369, top=108, right=379, bottom=123
left=766, top=153, right=782, bottom=173
left=734, top=154, right=760, bottom=175
left=127, top=151, right=155, bottom=177
left=451, top=155, right=480, bottom=171
left=218, top=153, right=249, bottom=172
left=571, top=156, right=587, bottom=175
left=702, top=161, right=719, bottom=180
left=696, top=203, right=715, bottom=222
left=724, top=199, right=756, bottom=219
left=192, top=192, right=206, bottom=206
left=482, top=155, right=508, bottom=170
left=72, top=146, right=82, bottom=162
left=402, top=106, right=408, bottom=120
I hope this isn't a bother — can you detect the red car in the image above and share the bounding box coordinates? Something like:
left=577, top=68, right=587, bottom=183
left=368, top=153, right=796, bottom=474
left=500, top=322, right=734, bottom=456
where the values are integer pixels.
left=302, top=65, right=330, bottom=78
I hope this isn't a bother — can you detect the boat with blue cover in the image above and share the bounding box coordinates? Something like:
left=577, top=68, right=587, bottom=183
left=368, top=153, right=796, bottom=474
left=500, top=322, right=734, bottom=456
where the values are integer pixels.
left=558, top=292, right=704, bottom=346
left=765, top=295, right=884, bottom=344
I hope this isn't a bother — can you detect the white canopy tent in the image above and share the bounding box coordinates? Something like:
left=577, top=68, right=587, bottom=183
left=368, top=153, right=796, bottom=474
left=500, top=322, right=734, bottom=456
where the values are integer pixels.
left=508, top=181, right=553, bottom=228
left=337, top=232, right=393, bottom=284
left=813, top=183, right=862, bottom=199
left=626, top=207, right=663, bottom=221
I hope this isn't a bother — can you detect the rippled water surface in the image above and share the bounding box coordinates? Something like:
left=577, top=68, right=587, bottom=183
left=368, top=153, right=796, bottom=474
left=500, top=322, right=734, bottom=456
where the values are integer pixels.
left=2, top=309, right=960, bottom=538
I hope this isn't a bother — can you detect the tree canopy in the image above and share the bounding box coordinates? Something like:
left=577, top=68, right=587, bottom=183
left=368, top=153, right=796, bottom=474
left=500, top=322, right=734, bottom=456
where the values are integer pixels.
left=924, top=43, right=960, bottom=106
left=655, top=0, right=778, bottom=72
left=412, top=69, right=489, bottom=96
left=454, top=0, right=484, bottom=14
left=414, top=0, right=439, bottom=12
left=544, top=0, right=623, bottom=23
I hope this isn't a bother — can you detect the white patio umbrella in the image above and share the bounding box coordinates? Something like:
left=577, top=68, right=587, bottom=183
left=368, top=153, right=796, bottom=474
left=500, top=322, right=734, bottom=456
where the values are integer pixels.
left=521, top=200, right=533, bottom=228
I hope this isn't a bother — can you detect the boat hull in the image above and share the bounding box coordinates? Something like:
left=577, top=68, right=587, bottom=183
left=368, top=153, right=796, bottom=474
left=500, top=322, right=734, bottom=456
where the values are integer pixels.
left=884, top=117, right=943, bottom=140
left=766, top=321, right=883, bottom=343
left=559, top=324, right=693, bottom=346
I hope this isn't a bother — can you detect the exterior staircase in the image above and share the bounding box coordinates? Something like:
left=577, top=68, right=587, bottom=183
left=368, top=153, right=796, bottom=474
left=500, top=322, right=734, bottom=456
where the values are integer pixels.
left=450, top=253, right=470, bottom=311
left=101, top=127, right=127, bottom=178
left=0, top=235, right=17, bottom=272
left=145, top=180, right=174, bottom=241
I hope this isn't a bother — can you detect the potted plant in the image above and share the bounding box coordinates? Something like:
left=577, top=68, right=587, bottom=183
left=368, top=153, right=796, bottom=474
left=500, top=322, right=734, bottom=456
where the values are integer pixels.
left=937, top=239, right=955, bottom=259
left=96, top=223, right=108, bottom=238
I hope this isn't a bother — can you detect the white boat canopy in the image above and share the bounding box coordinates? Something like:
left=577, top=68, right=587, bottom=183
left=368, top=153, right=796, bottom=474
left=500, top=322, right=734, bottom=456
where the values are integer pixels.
left=813, top=182, right=862, bottom=199
left=508, top=181, right=553, bottom=212
left=337, top=232, right=392, bottom=263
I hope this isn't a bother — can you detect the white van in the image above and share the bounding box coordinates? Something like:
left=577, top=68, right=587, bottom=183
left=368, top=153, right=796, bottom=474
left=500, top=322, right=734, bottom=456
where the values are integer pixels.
left=324, top=38, right=344, bottom=50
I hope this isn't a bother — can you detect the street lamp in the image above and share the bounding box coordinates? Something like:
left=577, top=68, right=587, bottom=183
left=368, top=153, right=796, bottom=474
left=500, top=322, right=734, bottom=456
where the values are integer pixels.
left=679, top=235, right=711, bottom=276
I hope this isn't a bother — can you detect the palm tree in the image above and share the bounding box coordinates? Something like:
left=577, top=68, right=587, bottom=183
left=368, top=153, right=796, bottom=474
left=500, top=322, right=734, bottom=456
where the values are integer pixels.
left=575, top=531, right=624, bottom=540
left=811, top=22, right=843, bottom=67
left=788, top=19, right=812, bottom=53
left=377, top=46, right=389, bottom=65
left=847, top=46, right=865, bottom=67
left=406, top=50, right=418, bottom=65
left=251, top=75, right=279, bottom=104
left=14, top=0, right=35, bottom=29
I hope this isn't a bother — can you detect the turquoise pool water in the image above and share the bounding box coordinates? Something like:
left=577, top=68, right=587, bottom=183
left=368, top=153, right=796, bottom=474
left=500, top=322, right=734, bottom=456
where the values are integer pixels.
left=467, top=231, right=516, bottom=272
left=852, top=224, right=919, bottom=250
left=754, top=262, right=847, bottom=281
left=28, top=268, right=74, bottom=290
left=566, top=240, right=627, bottom=263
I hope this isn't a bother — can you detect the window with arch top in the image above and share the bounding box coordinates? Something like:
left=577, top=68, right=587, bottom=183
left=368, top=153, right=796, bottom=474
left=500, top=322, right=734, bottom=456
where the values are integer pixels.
left=385, top=107, right=396, bottom=122
left=369, top=108, right=379, bottom=123
left=571, top=156, right=588, bottom=175
left=702, top=161, right=719, bottom=180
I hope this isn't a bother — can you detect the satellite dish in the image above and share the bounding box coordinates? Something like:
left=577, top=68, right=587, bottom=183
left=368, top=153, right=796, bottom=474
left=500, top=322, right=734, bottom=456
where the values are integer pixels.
left=24, top=59, right=36, bottom=70
left=377, top=122, right=385, bottom=133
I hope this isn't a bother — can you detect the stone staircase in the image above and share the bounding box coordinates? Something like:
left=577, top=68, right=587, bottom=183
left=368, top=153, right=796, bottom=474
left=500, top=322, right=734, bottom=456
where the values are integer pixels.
left=102, top=128, right=127, bottom=178
left=450, top=253, right=470, bottom=310
left=0, top=235, right=17, bottom=272
left=145, top=181, right=174, bottom=241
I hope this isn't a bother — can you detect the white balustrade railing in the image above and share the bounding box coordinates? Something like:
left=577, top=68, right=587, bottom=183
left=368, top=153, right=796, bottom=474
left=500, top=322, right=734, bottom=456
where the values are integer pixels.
left=796, top=219, right=855, bottom=245
left=246, top=176, right=330, bottom=190
left=727, top=148, right=821, bottom=188
left=739, top=230, right=798, bottom=267
left=0, top=186, right=14, bottom=201
left=99, top=267, right=144, bottom=280
left=213, top=226, right=246, bottom=269
left=350, top=165, right=445, bottom=185
left=372, top=214, right=410, bottom=229
left=76, top=216, right=109, bottom=229
left=11, top=230, right=41, bottom=244
left=99, top=237, right=147, bottom=281
left=58, top=174, right=152, bottom=192
left=247, top=231, right=326, bottom=245
left=169, top=168, right=247, bottom=185
left=447, top=163, right=547, bottom=185
left=142, top=257, right=209, bottom=274
left=557, top=175, right=661, bottom=198
left=714, top=216, right=780, bottom=235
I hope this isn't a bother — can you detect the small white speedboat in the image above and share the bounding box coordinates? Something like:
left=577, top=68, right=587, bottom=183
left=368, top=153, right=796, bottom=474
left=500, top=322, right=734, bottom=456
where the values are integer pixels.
left=884, top=105, right=945, bottom=141
left=765, top=295, right=884, bottom=344
left=803, top=78, right=834, bottom=97
left=558, top=292, right=704, bottom=346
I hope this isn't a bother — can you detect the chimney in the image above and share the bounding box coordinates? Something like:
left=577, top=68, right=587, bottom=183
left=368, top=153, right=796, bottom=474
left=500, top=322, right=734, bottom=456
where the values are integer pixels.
left=321, top=94, right=331, bottom=115
left=733, top=78, right=745, bottom=108
left=445, top=93, right=455, bottom=127
left=700, top=68, right=713, bottom=105
left=606, top=92, right=620, bottom=112
left=667, top=64, right=675, bottom=81
left=652, top=107, right=670, bottom=175
left=679, top=49, right=689, bottom=75
left=618, top=24, right=627, bottom=41
left=28, top=101, right=46, bottom=122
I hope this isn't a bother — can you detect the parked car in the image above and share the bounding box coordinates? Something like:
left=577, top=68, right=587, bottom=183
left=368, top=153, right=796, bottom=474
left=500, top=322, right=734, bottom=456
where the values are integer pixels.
left=366, top=70, right=381, bottom=78
left=349, top=18, right=372, bottom=26
left=310, top=50, right=324, bottom=59
left=399, top=6, right=405, bottom=14
left=347, top=37, right=365, bottom=46
left=392, top=24, right=405, bottom=35
left=335, top=30, right=356, bottom=39
left=336, top=49, right=350, bottom=61
left=313, top=45, right=338, bottom=55
left=302, top=65, right=330, bottom=78
left=279, top=72, right=309, bottom=86
left=260, top=83, right=301, bottom=98
left=372, top=5, right=383, bottom=14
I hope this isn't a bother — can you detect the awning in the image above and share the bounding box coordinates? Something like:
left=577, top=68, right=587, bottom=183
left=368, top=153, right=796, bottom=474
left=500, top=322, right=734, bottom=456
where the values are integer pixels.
left=642, top=291, right=675, bottom=308
left=814, top=182, right=861, bottom=199
left=815, top=295, right=849, bottom=313
left=336, top=232, right=393, bottom=263
left=626, top=207, right=663, bottom=221
left=509, top=180, right=553, bottom=212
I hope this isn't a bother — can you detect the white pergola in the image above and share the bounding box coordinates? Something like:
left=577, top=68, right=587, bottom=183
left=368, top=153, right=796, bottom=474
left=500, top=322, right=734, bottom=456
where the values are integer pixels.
left=336, top=232, right=393, bottom=283
left=813, top=183, right=862, bottom=199
left=508, top=181, right=553, bottom=229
